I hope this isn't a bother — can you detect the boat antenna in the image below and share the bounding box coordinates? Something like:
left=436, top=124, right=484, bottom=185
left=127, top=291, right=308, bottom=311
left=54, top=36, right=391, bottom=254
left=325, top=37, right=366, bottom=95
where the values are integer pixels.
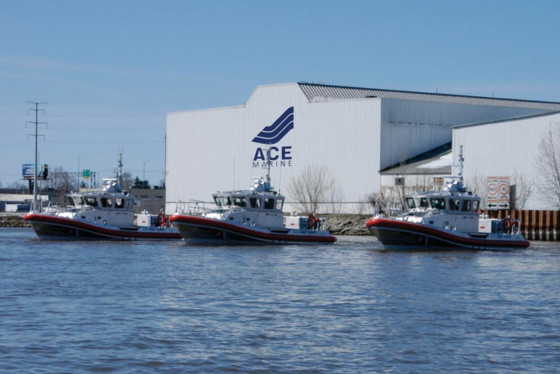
left=265, top=145, right=271, bottom=186
left=458, top=145, right=465, bottom=182
left=117, top=152, right=123, bottom=187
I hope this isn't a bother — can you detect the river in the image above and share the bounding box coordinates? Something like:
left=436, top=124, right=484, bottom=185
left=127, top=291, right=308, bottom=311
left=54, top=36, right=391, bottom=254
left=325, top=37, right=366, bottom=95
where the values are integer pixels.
left=1, top=228, right=559, bottom=373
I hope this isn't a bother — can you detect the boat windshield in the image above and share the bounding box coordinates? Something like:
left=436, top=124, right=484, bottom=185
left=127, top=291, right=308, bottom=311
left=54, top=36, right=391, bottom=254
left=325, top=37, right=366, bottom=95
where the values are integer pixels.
left=84, top=196, right=98, bottom=207
left=406, top=197, right=416, bottom=209
left=232, top=196, right=247, bottom=207
left=264, top=198, right=275, bottom=210
left=249, top=197, right=262, bottom=209
left=213, top=196, right=222, bottom=207
left=430, top=198, right=446, bottom=210
left=473, top=200, right=479, bottom=211
left=69, top=196, right=84, bottom=207
left=220, top=196, right=231, bottom=207
left=449, top=198, right=461, bottom=211
left=101, top=197, right=113, bottom=208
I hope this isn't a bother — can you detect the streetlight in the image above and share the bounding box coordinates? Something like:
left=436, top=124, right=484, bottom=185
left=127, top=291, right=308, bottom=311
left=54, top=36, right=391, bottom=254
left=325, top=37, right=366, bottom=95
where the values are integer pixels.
left=143, top=160, right=150, bottom=184
left=77, top=156, right=83, bottom=189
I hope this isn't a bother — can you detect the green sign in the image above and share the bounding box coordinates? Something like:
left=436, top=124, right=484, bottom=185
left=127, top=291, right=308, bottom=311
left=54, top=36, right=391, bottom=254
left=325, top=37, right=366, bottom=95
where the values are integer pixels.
left=82, top=169, right=91, bottom=179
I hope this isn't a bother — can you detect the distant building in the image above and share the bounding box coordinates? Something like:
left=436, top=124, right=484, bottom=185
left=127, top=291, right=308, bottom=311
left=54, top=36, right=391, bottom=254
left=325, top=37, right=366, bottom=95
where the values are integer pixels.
left=0, top=190, right=49, bottom=213
left=131, top=188, right=166, bottom=214
left=166, top=83, right=560, bottom=213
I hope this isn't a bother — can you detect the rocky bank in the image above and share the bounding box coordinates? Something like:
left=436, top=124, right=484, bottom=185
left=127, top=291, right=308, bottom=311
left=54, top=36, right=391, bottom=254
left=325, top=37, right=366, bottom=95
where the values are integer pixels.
left=0, top=214, right=372, bottom=234
left=0, top=215, right=30, bottom=228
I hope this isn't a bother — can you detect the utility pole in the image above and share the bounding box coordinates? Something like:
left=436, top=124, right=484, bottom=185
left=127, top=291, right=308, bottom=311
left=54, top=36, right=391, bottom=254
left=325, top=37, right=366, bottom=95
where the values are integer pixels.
left=26, top=101, right=47, bottom=212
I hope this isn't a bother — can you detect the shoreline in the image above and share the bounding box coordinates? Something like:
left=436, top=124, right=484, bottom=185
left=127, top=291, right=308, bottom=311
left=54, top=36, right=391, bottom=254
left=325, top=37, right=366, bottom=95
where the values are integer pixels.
left=0, top=214, right=371, bottom=235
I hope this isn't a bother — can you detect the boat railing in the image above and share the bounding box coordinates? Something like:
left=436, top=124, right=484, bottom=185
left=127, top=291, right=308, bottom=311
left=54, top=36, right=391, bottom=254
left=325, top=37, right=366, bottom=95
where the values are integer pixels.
left=176, top=200, right=214, bottom=216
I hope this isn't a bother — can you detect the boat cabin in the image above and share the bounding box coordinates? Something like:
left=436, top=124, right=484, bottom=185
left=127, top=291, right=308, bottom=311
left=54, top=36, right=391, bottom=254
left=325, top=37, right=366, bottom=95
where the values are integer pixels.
left=211, top=176, right=285, bottom=213
left=405, top=194, right=480, bottom=215
left=212, top=191, right=284, bottom=212
left=67, top=193, right=135, bottom=211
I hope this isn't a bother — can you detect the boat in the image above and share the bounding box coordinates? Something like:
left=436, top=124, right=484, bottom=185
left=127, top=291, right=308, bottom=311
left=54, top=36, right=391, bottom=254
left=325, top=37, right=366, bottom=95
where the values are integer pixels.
left=24, top=156, right=181, bottom=241
left=169, top=160, right=336, bottom=245
left=366, top=152, right=530, bottom=250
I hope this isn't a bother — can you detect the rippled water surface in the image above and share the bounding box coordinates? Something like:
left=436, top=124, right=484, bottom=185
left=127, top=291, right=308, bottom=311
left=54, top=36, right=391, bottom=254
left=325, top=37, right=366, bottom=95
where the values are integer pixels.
left=1, top=228, right=559, bottom=373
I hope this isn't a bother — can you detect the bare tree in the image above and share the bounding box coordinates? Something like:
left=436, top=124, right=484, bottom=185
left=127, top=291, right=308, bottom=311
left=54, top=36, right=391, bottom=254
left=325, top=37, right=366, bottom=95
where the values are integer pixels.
left=536, top=127, right=560, bottom=208
left=287, top=165, right=341, bottom=214
left=466, top=174, right=488, bottom=209
left=122, top=171, right=133, bottom=191
left=50, top=167, right=77, bottom=193
left=510, top=172, right=532, bottom=210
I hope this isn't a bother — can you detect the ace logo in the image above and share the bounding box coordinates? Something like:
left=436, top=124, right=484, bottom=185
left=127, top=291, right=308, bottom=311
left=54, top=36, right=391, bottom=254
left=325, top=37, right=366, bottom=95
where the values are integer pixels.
left=252, top=107, right=294, bottom=168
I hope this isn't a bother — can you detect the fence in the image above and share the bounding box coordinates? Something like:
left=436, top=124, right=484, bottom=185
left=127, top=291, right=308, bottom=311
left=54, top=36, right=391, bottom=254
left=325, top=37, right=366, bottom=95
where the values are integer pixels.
left=484, top=210, right=560, bottom=241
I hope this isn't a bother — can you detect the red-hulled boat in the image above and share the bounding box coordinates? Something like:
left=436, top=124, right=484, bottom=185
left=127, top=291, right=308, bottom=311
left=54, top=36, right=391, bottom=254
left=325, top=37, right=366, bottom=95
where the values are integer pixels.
left=24, top=156, right=181, bottom=241
left=367, top=153, right=529, bottom=250
left=169, top=170, right=336, bottom=245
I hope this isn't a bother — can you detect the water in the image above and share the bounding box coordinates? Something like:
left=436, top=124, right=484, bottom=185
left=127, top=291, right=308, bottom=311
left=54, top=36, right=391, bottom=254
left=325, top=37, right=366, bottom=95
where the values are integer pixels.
left=1, top=228, right=559, bottom=373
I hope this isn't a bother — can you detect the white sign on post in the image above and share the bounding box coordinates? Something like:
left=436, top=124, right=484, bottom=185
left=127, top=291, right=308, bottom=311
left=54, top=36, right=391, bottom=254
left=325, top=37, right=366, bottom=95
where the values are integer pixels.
left=487, top=176, right=510, bottom=210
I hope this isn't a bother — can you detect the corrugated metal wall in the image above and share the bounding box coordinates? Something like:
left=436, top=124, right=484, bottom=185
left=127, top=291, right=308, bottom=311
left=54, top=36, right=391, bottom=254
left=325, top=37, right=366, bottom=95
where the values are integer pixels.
left=166, top=83, right=382, bottom=214
left=453, top=113, right=560, bottom=210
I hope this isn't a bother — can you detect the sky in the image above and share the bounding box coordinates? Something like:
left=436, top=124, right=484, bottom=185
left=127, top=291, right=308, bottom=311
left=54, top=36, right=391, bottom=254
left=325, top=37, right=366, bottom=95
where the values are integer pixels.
left=1, top=0, right=559, bottom=188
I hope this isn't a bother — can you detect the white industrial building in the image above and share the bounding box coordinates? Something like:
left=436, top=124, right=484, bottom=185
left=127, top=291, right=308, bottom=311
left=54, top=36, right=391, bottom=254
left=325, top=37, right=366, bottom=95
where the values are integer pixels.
left=453, top=112, right=560, bottom=210
left=166, top=83, right=560, bottom=214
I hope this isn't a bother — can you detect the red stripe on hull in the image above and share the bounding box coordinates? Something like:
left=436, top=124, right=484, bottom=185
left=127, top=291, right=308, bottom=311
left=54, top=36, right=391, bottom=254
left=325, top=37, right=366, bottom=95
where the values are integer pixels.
left=24, top=213, right=181, bottom=240
left=170, top=214, right=336, bottom=244
left=367, top=217, right=529, bottom=250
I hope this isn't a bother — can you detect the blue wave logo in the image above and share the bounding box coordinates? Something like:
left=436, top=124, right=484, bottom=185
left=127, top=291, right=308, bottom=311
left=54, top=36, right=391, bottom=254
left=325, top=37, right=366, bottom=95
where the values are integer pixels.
left=252, top=107, right=294, bottom=144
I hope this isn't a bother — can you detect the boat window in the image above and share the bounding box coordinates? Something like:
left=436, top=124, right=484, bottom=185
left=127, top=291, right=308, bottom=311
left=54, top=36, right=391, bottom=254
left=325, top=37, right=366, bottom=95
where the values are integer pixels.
left=406, top=197, right=416, bottom=209
left=419, top=198, right=429, bottom=208
left=430, top=198, right=446, bottom=210
left=264, top=198, right=275, bottom=209
left=473, top=200, right=480, bottom=212
left=221, top=196, right=231, bottom=206
left=84, top=197, right=98, bottom=207
left=125, top=199, right=134, bottom=209
left=115, top=198, right=124, bottom=209
left=213, top=196, right=221, bottom=207
left=232, top=196, right=247, bottom=207
left=461, top=199, right=472, bottom=212
left=275, top=199, right=284, bottom=210
left=101, top=198, right=113, bottom=208
left=69, top=196, right=83, bottom=206
left=250, top=197, right=262, bottom=209
left=449, top=199, right=461, bottom=211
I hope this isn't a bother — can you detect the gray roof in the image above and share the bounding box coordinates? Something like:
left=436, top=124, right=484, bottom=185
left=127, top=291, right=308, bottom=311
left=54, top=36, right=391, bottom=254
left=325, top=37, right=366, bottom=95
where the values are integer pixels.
left=298, top=83, right=560, bottom=110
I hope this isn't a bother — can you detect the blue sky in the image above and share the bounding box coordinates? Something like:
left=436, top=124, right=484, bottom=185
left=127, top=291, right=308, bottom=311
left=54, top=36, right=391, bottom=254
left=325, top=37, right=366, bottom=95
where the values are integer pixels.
left=1, top=0, right=559, bottom=187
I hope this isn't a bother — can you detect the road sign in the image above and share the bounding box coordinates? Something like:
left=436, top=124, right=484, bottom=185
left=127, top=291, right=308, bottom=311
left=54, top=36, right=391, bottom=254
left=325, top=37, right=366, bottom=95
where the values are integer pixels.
left=83, top=169, right=91, bottom=179
left=487, top=176, right=510, bottom=210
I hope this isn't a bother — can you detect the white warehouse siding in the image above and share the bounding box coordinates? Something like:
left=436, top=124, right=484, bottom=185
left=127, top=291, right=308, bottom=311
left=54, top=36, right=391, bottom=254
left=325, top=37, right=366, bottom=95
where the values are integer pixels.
left=452, top=112, right=560, bottom=210
left=166, top=82, right=560, bottom=214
